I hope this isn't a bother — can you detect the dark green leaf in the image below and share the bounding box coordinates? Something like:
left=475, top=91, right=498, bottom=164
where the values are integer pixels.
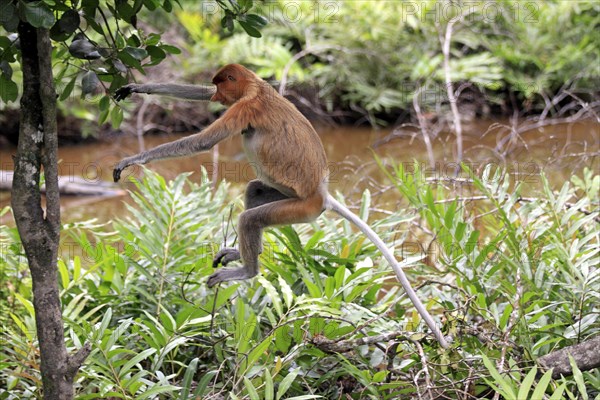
left=59, top=75, right=77, bottom=101
left=83, top=15, right=104, bottom=35
left=146, top=33, right=161, bottom=46
left=1, top=10, right=18, bottom=31
left=2, top=19, right=18, bottom=32
left=143, top=0, right=158, bottom=11
left=111, top=58, right=127, bottom=73
left=238, top=0, right=253, bottom=12
left=50, top=23, right=71, bottom=41
left=0, top=36, right=11, bottom=50
left=115, top=33, right=125, bottom=48
left=22, top=1, right=56, bottom=29
left=0, top=74, right=18, bottom=103
left=133, top=0, right=144, bottom=13
left=98, top=104, right=109, bottom=125
left=162, top=0, right=172, bottom=12
left=0, top=1, right=16, bottom=24
left=108, top=74, right=127, bottom=92
left=82, top=0, right=99, bottom=17
left=239, top=20, right=261, bottom=38
left=118, top=50, right=144, bottom=72
left=124, top=46, right=147, bottom=61
left=146, top=45, right=166, bottom=63
left=69, top=35, right=101, bottom=59
left=51, top=1, right=70, bottom=12
left=0, top=42, right=17, bottom=61
left=245, top=13, right=267, bottom=27
left=98, top=96, right=110, bottom=111
left=81, top=71, right=100, bottom=95
left=126, top=34, right=141, bottom=47
left=116, top=0, right=135, bottom=22
left=110, top=105, right=123, bottom=128
left=0, top=60, right=12, bottom=78
left=179, top=358, right=199, bottom=400
left=159, top=44, right=180, bottom=54
left=58, top=9, right=80, bottom=34
left=98, top=96, right=110, bottom=124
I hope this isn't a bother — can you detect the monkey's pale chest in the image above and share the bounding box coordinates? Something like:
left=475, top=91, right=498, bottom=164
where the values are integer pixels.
left=241, top=126, right=260, bottom=163
left=242, top=127, right=268, bottom=177
left=241, top=127, right=297, bottom=197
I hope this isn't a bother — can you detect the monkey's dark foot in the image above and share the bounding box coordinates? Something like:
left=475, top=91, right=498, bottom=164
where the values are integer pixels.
left=207, top=266, right=257, bottom=288
left=212, top=247, right=241, bottom=268
left=114, top=84, right=137, bottom=101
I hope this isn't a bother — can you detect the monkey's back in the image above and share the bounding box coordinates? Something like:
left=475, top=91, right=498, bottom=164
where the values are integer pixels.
left=243, top=85, right=328, bottom=199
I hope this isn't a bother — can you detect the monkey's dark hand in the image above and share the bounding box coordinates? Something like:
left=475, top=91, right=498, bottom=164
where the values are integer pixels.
left=113, top=159, right=131, bottom=182
left=114, top=84, right=139, bottom=101
left=113, top=165, right=123, bottom=182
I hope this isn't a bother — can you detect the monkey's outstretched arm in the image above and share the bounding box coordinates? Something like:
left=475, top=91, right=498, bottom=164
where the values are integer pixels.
left=113, top=102, right=249, bottom=182
left=115, top=83, right=217, bottom=101
left=326, top=194, right=450, bottom=348
left=113, top=124, right=230, bottom=182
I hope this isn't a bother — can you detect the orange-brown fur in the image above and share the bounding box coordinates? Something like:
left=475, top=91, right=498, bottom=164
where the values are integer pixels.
left=206, top=65, right=329, bottom=286
left=112, top=65, right=450, bottom=347
left=113, top=64, right=330, bottom=286
left=211, top=64, right=328, bottom=199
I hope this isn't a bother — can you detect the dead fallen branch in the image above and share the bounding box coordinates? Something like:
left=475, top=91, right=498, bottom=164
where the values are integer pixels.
left=0, top=170, right=125, bottom=196
left=538, top=336, right=600, bottom=379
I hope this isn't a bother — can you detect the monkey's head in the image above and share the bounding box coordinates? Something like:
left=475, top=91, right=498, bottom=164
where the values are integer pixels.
left=211, top=64, right=259, bottom=106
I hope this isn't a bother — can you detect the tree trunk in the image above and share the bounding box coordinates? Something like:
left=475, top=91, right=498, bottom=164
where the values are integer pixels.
left=11, top=22, right=90, bottom=400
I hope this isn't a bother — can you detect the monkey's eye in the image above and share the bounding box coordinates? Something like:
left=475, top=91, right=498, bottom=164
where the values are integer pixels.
left=227, top=75, right=235, bottom=81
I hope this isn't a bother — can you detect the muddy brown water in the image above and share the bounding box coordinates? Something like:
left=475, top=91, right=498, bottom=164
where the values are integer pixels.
left=0, top=118, right=598, bottom=226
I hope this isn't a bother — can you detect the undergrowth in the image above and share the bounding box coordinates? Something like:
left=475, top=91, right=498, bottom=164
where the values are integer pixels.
left=0, top=165, right=598, bottom=399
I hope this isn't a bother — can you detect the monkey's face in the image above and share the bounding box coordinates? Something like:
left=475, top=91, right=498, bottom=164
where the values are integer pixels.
left=211, top=64, right=253, bottom=106
left=211, top=79, right=244, bottom=106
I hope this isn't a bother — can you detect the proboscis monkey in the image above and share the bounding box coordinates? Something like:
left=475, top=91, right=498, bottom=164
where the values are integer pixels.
left=113, top=64, right=448, bottom=348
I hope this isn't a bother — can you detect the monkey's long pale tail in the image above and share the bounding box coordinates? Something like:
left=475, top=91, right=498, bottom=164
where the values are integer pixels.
left=326, top=195, right=449, bottom=348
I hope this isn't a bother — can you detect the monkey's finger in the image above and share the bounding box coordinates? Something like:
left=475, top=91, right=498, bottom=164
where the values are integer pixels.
left=221, top=252, right=241, bottom=266
left=206, top=273, right=220, bottom=288
left=212, top=251, right=240, bottom=268
left=213, top=247, right=240, bottom=268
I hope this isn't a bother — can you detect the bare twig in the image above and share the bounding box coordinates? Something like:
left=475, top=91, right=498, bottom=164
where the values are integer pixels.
left=311, top=330, right=409, bottom=353
left=136, top=96, right=149, bottom=152
left=439, top=17, right=464, bottom=165
left=492, top=268, right=521, bottom=400
left=414, top=87, right=436, bottom=169
left=411, top=338, right=433, bottom=400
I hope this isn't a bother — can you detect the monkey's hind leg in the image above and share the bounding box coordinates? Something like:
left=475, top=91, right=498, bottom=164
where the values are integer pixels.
left=209, top=180, right=290, bottom=287
left=207, top=192, right=324, bottom=288
left=212, top=180, right=289, bottom=269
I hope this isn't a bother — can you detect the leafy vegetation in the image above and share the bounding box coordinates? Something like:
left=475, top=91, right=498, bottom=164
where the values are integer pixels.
left=160, top=0, right=600, bottom=123
left=0, top=0, right=266, bottom=137
left=0, top=0, right=598, bottom=398
left=1, top=164, right=597, bottom=398
left=2, top=0, right=598, bottom=130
